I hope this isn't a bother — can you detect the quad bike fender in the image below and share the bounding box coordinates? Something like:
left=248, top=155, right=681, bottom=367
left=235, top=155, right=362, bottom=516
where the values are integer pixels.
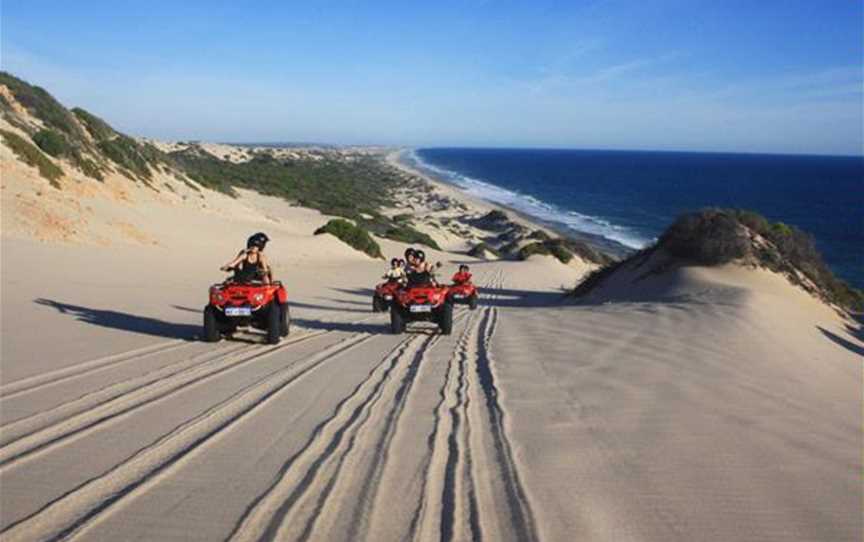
left=276, top=287, right=288, bottom=304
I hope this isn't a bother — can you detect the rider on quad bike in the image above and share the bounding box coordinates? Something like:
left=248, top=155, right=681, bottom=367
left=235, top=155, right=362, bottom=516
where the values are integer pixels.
left=221, top=232, right=272, bottom=284
left=405, top=249, right=439, bottom=286
left=384, top=257, right=407, bottom=284
left=390, top=247, right=453, bottom=335
left=205, top=233, right=288, bottom=344
left=452, top=264, right=472, bottom=285
left=449, top=264, right=479, bottom=309
left=373, top=258, right=406, bottom=312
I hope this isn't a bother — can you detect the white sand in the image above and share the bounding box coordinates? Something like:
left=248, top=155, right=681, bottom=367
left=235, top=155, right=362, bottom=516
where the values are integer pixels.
left=0, top=139, right=861, bottom=541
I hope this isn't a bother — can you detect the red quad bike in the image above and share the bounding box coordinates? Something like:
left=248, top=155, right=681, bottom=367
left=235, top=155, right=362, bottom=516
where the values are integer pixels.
left=203, top=280, right=289, bottom=344
left=390, top=282, right=453, bottom=335
left=448, top=281, right=479, bottom=310
left=373, top=280, right=402, bottom=312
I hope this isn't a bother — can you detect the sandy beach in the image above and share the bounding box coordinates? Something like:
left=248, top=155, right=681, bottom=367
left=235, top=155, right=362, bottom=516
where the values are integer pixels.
left=1, top=128, right=862, bottom=541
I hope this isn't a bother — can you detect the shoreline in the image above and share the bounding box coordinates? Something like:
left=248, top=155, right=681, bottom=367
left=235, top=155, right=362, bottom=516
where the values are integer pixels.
left=386, top=148, right=633, bottom=259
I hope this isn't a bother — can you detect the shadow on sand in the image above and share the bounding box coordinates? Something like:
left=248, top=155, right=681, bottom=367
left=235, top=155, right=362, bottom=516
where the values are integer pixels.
left=818, top=314, right=864, bottom=357
left=36, top=299, right=199, bottom=340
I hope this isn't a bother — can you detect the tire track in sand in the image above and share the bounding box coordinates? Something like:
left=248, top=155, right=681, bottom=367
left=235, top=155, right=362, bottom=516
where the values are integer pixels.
left=0, top=339, right=196, bottom=400
left=474, top=305, right=539, bottom=542
left=410, top=271, right=502, bottom=542
left=0, top=332, right=374, bottom=542
left=0, top=330, right=334, bottom=472
left=0, top=342, right=249, bottom=445
left=0, top=329, right=336, bottom=445
left=228, top=311, right=473, bottom=542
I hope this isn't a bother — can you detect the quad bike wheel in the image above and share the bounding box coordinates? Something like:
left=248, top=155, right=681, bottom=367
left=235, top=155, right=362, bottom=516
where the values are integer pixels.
left=267, top=302, right=281, bottom=345
left=203, top=305, right=221, bottom=343
left=438, top=302, right=454, bottom=335
left=468, top=293, right=478, bottom=310
left=372, top=295, right=384, bottom=313
left=390, top=305, right=405, bottom=335
left=280, top=303, right=290, bottom=337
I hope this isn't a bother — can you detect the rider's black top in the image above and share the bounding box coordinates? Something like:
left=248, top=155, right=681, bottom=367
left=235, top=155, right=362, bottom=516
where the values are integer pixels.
left=407, top=270, right=433, bottom=287
left=234, top=252, right=264, bottom=282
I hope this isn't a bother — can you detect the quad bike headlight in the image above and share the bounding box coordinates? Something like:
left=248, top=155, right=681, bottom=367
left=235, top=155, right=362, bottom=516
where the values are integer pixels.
left=252, top=293, right=265, bottom=304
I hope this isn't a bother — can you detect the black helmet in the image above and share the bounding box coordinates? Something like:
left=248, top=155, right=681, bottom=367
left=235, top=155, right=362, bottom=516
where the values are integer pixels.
left=390, top=258, right=400, bottom=266
left=247, top=232, right=269, bottom=249
left=415, top=249, right=426, bottom=262
left=460, top=264, right=469, bottom=272
left=398, top=259, right=405, bottom=266
left=404, top=248, right=416, bottom=260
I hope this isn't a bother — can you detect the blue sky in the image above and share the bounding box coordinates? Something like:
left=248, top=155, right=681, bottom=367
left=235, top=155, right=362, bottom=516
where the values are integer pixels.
left=2, top=1, right=862, bottom=154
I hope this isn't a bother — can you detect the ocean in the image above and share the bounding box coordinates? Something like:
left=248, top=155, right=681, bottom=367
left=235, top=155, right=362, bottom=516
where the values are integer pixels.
left=406, top=148, right=864, bottom=289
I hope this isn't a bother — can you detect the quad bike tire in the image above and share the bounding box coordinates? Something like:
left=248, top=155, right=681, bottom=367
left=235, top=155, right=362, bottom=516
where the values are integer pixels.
left=468, top=293, right=478, bottom=310
left=280, top=303, right=290, bottom=337
left=372, top=295, right=384, bottom=313
left=390, top=305, right=405, bottom=335
left=203, top=305, right=221, bottom=343
left=267, top=301, right=281, bottom=345
left=438, top=302, right=454, bottom=335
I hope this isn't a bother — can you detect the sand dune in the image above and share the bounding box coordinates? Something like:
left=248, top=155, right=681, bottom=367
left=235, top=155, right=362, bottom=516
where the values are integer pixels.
left=1, top=138, right=861, bottom=540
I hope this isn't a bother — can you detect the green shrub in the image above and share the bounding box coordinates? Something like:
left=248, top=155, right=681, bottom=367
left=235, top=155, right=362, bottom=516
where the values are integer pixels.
left=528, top=229, right=551, bottom=241
left=71, top=107, right=116, bottom=141
left=557, top=237, right=615, bottom=265
left=518, top=242, right=551, bottom=260
left=78, top=157, right=104, bottom=181
left=32, top=129, right=72, bottom=157
left=660, top=209, right=750, bottom=265
left=473, top=209, right=511, bottom=231
left=544, top=239, right=574, bottom=264
left=98, top=135, right=153, bottom=179
left=770, top=221, right=793, bottom=238
left=314, top=219, right=383, bottom=259
left=467, top=242, right=501, bottom=258
left=0, top=72, right=84, bottom=138
left=1, top=129, right=63, bottom=187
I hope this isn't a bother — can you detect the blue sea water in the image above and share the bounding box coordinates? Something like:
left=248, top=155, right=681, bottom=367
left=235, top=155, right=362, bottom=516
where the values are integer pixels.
left=408, top=148, right=864, bottom=289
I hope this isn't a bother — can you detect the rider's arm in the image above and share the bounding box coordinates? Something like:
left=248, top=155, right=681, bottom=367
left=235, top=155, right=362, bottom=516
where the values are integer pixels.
left=221, top=251, right=246, bottom=271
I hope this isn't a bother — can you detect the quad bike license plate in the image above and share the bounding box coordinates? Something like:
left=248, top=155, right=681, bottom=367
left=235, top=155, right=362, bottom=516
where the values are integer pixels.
left=410, top=305, right=432, bottom=313
left=453, top=294, right=466, bottom=299
left=225, top=306, right=252, bottom=316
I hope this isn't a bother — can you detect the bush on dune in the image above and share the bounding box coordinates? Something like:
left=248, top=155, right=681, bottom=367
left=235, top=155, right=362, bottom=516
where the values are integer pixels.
left=660, top=209, right=751, bottom=265
left=314, top=219, right=383, bottom=259
left=72, top=108, right=116, bottom=142
left=32, top=129, right=72, bottom=157
left=518, top=241, right=554, bottom=261
left=573, top=208, right=864, bottom=311
left=1, top=129, right=63, bottom=187
left=518, top=238, right=609, bottom=265
left=0, top=72, right=86, bottom=139
left=97, top=135, right=154, bottom=180
left=32, top=128, right=105, bottom=181
left=468, top=242, right=501, bottom=258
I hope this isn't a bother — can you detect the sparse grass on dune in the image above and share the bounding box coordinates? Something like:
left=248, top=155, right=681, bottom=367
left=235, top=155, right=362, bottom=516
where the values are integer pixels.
left=314, top=218, right=384, bottom=259
left=0, top=129, right=63, bottom=188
